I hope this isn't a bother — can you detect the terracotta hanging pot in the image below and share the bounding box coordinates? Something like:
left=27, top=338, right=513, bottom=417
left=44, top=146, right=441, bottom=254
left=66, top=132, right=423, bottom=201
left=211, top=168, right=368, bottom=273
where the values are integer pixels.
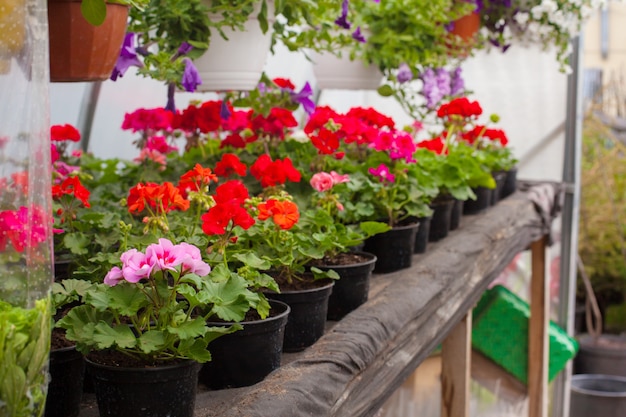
left=47, top=0, right=129, bottom=82
left=447, top=11, right=480, bottom=57
left=449, top=11, right=481, bottom=43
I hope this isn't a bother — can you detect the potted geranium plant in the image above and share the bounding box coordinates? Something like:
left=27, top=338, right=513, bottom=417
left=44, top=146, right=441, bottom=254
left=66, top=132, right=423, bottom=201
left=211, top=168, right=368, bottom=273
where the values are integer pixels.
left=56, top=238, right=255, bottom=417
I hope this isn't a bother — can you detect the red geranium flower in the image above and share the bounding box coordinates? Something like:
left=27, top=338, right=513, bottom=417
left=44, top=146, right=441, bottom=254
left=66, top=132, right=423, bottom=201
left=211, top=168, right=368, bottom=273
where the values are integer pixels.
left=257, top=199, right=299, bottom=230
left=213, top=180, right=250, bottom=205
left=417, top=136, right=448, bottom=155
left=51, top=176, right=91, bottom=208
left=436, top=97, right=483, bottom=119
left=250, top=107, right=298, bottom=140
left=250, top=155, right=301, bottom=187
left=214, top=154, right=247, bottom=177
left=178, top=163, right=218, bottom=193
left=273, top=77, right=296, bottom=90
left=51, top=124, right=81, bottom=142
left=201, top=202, right=254, bottom=235
left=128, top=182, right=189, bottom=215
left=121, top=108, right=173, bottom=133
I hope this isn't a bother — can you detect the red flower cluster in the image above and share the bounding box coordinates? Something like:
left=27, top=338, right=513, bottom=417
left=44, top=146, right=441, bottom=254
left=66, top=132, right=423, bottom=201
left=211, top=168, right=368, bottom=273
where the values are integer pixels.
left=417, top=136, right=448, bottom=155
left=304, top=106, right=396, bottom=156
left=52, top=176, right=91, bottom=208
left=51, top=124, right=81, bottom=142
left=250, top=155, right=301, bottom=187
left=461, top=126, right=509, bottom=147
left=121, top=108, right=174, bottom=133
left=257, top=199, right=299, bottom=230
left=436, top=97, right=482, bottom=119
left=214, top=153, right=247, bottom=178
left=201, top=180, right=254, bottom=235
left=250, top=108, right=298, bottom=141
left=178, top=163, right=218, bottom=194
left=127, top=182, right=190, bottom=215
left=174, top=101, right=223, bottom=134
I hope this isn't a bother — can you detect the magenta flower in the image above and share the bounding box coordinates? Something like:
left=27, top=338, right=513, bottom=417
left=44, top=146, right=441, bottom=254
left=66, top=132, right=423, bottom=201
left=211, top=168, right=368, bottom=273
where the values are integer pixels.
left=104, top=266, right=124, bottom=286
left=120, top=249, right=153, bottom=283
left=178, top=242, right=211, bottom=276
left=145, top=136, right=178, bottom=154
left=369, top=164, right=395, bottom=183
left=145, top=238, right=185, bottom=273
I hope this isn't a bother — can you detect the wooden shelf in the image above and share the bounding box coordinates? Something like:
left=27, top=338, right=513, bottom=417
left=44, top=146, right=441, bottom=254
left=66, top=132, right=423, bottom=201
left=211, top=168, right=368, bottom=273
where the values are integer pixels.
left=78, top=181, right=561, bottom=417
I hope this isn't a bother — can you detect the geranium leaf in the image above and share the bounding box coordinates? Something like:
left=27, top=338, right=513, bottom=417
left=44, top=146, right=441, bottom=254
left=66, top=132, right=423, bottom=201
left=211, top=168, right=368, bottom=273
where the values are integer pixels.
left=232, top=252, right=271, bottom=270
left=137, top=330, right=165, bottom=354
left=168, top=317, right=207, bottom=339
left=204, top=274, right=252, bottom=322
left=92, top=323, right=137, bottom=350
left=63, top=232, right=90, bottom=255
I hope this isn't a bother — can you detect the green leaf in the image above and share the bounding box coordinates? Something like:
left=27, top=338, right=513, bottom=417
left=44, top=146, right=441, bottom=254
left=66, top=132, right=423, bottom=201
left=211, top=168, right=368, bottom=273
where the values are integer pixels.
left=63, top=232, right=91, bottom=255
left=204, top=274, right=253, bottom=322
left=377, top=84, right=394, bottom=97
left=81, top=0, right=107, bottom=26
left=232, top=252, right=271, bottom=270
left=168, top=317, right=207, bottom=339
left=359, top=221, right=391, bottom=237
left=93, top=323, right=137, bottom=350
left=137, top=330, right=165, bottom=353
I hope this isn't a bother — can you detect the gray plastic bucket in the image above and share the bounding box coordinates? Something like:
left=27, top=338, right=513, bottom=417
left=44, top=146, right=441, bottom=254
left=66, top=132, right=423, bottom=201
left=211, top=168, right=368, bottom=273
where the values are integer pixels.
left=570, top=374, right=626, bottom=417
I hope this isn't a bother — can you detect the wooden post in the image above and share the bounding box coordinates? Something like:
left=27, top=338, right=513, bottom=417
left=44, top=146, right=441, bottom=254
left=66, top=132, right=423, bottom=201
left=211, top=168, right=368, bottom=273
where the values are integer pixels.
left=441, top=313, right=472, bottom=417
left=528, top=236, right=549, bottom=417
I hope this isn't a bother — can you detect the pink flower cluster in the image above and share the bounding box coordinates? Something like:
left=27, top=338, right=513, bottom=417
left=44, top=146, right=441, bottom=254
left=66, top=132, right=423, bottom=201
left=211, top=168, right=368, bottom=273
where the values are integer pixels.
left=0, top=206, right=49, bottom=253
left=309, top=171, right=350, bottom=192
left=104, top=238, right=211, bottom=286
left=370, top=130, right=417, bottom=163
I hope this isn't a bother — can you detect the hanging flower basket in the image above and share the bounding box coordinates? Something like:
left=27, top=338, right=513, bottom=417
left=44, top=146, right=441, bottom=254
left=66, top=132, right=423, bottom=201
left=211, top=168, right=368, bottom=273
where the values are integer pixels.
left=193, top=2, right=274, bottom=92
left=47, top=0, right=129, bottom=82
left=311, top=49, right=383, bottom=91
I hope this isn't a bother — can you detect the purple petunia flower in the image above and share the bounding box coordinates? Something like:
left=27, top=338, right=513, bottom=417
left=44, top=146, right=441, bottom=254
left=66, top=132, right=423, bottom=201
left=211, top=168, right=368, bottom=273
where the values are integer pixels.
left=435, top=68, right=451, bottom=98
left=352, top=26, right=366, bottom=43
left=290, top=82, right=316, bottom=115
left=110, top=32, right=143, bottom=81
left=397, top=63, right=413, bottom=83
left=181, top=58, right=202, bottom=92
left=335, top=0, right=351, bottom=29
left=450, top=67, right=465, bottom=96
left=177, top=42, right=193, bottom=56
left=220, top=100, right=232, bottom=120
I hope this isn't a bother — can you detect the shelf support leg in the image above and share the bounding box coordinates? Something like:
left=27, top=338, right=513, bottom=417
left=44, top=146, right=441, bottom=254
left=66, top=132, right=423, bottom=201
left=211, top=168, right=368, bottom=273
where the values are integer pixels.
left=441, top=312, right=472, bottom=417
left=529, top=235, right=549, bottom=417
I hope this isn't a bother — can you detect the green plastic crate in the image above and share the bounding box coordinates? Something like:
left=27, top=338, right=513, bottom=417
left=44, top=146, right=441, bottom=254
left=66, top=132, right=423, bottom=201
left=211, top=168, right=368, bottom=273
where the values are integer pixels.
left=471, top=285, right=579, bottom=385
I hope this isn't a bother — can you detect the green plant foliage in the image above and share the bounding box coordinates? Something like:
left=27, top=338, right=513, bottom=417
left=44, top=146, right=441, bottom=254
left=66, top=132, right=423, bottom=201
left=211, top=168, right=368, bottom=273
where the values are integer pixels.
left=578, top=112, right=626, bottom=318
left=0, top=298, right=51, bottom=417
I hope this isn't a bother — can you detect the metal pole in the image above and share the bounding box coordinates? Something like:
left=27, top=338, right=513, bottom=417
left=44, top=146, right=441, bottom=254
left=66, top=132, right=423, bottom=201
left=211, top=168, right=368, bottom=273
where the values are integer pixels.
left=76, top=81, right=102, bottom=152
left=552, top=34, right=584, bottom=417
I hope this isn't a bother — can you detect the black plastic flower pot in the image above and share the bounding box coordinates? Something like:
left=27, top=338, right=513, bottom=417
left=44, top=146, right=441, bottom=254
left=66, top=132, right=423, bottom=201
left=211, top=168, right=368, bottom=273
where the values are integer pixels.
left=363, top=222, right=419, bottom=273
left=428, top=198, right=454, bottom=242
left=414, top=216, right=431, bottom=254
left=570, top=374, right=626, bottom=417
left=44, top=346, right=85, bottom=417
left=315, top=252, right=377, bottom=321
left=86, top=358, right=201, bottom=417
left=198, top=300, right=290, bottom=389
left=490, top=171, right=507, bottom=205
left=500, top=167, right=518, bottom=199
left=266, top=281, right=334, bottom=352
left=463, top=187, right=493, bottom=215
left=449, top=199, right=464, bottom=231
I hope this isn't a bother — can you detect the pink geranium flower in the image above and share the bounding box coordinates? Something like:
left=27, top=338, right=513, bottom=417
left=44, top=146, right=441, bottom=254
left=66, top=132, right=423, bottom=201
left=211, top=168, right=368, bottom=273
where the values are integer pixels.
left=120, top=249, right=153, bottom=283
left=310, top=172, right=334, bottom=192
left=178, top=242, right=211, bottom=276
left=369, top=163, right=395, bottom=183
left=145, top=238, right=185, bottom=273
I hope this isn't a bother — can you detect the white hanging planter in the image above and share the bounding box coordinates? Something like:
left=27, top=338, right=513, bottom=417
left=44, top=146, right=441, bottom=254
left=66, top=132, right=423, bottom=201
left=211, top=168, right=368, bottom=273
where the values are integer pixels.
left=310, top=50, right=383, bottom=91
left=194, top=2, right=274, bottom=92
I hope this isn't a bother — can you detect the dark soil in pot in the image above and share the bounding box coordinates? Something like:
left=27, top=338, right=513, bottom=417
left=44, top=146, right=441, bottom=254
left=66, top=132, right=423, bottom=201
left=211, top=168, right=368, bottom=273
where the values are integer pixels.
left=45, top=329, right=85, bottom=417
